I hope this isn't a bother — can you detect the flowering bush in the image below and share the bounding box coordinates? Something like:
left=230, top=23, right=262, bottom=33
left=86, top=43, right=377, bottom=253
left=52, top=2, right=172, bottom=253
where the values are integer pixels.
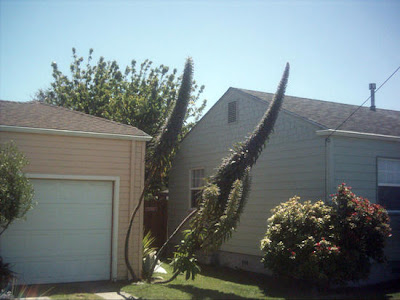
left=261, top=184, right=391, bottom=285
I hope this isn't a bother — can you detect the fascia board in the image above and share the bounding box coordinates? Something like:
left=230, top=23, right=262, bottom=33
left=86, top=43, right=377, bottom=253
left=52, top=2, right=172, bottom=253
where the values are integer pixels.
left=0, top=125, right=152, bottom=141
left=316, top=129, right=400, bottom=142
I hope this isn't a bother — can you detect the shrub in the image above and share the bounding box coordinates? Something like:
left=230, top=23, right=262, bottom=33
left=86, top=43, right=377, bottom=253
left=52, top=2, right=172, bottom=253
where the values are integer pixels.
left=142, top=231, right=158, bottom=280
left=0, top=256, right=14, bottom=291
left=0, top=142, right=35, bottom=236
left=330, top=183, right=392, bottom=282
left=261, top=184, right=392, bottom=285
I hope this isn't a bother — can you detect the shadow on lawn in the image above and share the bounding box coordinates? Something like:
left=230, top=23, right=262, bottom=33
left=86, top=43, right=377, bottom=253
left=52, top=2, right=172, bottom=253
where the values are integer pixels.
left=167, top=284, right=249, bottom=299
left=198, top=264, right=400, bottom=299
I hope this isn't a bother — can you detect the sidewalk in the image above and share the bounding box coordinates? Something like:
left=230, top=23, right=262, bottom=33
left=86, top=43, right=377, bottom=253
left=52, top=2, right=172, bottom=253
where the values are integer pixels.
left=18, top=291, right=136, bottom=300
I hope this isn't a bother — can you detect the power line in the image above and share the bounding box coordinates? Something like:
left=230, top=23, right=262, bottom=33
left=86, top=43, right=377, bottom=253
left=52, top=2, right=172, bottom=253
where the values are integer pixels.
left=326, top=65, right=400, bottom=140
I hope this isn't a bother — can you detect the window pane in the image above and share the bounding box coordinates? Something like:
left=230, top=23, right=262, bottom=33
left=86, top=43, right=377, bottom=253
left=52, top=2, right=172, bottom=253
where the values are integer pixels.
left=378, top=158, right=400, bottom=185
left=191, top=169, right=204, bottom=188
left=378, top=186, right=400, bottom=210
left=191, top=189, right=202, bottom=208
left=191, top=174, right=196, bottom=187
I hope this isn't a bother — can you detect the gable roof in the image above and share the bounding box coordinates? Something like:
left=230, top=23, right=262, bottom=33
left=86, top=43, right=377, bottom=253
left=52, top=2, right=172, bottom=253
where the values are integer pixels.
left=0, top=100, right=151, bottom=140
left=235, top=88, right=400, bottom=137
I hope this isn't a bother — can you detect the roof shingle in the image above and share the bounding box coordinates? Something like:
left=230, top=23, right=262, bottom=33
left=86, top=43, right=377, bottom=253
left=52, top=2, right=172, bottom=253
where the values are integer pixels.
left=236, top=88, right=400, bottom=137
left=0, top=100, right=150, bottom=138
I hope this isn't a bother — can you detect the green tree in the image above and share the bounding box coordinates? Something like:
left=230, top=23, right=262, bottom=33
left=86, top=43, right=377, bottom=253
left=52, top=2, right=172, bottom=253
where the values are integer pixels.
left=35, top=49, right=206, bottom=196
left=0, top=142, right=35, bottom=236
left=162, top=63, right=290, bottom=283
left=35, top=48, right=206, bottom=138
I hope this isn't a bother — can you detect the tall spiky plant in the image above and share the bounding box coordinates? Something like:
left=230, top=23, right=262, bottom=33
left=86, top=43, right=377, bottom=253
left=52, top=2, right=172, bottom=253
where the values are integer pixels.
left=124, top=57, right=194, bottom=281
left=165, top=63, right=290, bottom=282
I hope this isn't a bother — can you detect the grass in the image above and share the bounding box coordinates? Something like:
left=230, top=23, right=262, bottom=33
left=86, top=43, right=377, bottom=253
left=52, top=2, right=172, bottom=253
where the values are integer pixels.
left=9, top=263, right=400, bottom=299
left=122, top=263, right=268, bottom=299
left=122, top=263, right=400, bottom=300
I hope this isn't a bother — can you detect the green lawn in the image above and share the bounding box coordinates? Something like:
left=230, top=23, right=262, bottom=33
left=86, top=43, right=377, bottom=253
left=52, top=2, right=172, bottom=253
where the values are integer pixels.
left=122, top=263, right=269, bottom=299
left=10, top=263, right=400, bottom=299
left=122, top=263, right=400, bottom=300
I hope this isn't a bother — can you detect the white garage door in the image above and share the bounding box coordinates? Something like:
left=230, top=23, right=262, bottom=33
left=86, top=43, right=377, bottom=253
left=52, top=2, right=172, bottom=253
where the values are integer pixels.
left=0, top=179, right=113, bottom=284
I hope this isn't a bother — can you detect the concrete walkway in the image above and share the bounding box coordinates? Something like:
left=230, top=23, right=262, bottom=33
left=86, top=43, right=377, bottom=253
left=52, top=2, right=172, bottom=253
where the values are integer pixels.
left=16, top=297, right=50, bottom=300
left=96, top=291, right=136, bottom=299
left=18, top=292, right=136, bottom=300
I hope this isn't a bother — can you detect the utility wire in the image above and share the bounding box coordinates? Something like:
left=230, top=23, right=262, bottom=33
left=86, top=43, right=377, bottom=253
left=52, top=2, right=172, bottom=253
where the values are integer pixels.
left=326, top=65, right=400, bottom=140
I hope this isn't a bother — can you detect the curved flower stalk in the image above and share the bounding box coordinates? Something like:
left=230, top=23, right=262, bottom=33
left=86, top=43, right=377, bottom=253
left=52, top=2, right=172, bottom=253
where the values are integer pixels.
left=202, top=167, right=252, bottom=251
left=164, top=63, right=290, bottom=282
left=124, top=58, right=194, bottom=281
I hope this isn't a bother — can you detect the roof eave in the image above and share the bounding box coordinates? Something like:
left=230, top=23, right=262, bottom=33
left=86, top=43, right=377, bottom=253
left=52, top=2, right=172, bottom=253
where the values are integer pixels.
left=0, top=125, right=152, bottom=141
left=316, top=129, right=400, bottom=142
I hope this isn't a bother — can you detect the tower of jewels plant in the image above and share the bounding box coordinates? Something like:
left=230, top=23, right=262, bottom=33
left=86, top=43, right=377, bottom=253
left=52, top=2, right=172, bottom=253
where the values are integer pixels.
left=164, top=63, right=290, bottom=282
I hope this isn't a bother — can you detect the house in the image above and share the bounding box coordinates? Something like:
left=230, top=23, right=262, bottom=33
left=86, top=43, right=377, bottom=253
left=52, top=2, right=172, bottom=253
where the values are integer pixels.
left=0, top=100, right=151, bottom=284
left=168, top=87, right=400, bottom=282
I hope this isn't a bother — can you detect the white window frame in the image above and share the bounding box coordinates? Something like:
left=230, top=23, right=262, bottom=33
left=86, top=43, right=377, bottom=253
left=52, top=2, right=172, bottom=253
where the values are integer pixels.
left=189, top=168, right=205, bottom=209
left=377, top=157, right=400, bottom=213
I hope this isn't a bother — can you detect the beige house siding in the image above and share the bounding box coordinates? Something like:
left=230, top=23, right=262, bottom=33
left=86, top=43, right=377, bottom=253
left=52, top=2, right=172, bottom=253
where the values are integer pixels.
left=0, top=131, right=145, bottom=280
left=168, top=89, right=326, bottom=260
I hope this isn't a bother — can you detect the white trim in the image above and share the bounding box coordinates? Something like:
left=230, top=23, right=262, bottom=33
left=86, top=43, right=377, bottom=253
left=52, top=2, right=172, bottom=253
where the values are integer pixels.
left=316, top=129, right=400, bottom=142
left=0, top=125, right=152, bottom=141
left=26, top=173, right=120, bottom=281
left=189, top=168, right=205, bottom=209
left=388, top=211, right=400, bottom=215
left=378, top=183, right=400, bottom=187
left=325, top=137, right=335, bottom=201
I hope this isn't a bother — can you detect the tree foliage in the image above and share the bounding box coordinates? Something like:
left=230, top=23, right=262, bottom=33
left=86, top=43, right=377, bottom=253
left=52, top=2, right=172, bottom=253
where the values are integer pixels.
left=261, top=184, right=392, bottom=286
left=35, top=48, right=206, bottom=139
left=166, top=63, right=290, bottom=282
left=0, top=142, right=35, bottom=236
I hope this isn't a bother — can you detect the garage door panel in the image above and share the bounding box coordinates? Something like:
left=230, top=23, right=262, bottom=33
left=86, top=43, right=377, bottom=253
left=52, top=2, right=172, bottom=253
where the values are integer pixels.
left=59, top=205, right=112, bottom=229
left=11, top=256, right=110, bottom=284
left=3, top=206, right=60, bottom=231
left=1, top=205, right=112, bottom=232
left=0, top=179, right=113, bottom=284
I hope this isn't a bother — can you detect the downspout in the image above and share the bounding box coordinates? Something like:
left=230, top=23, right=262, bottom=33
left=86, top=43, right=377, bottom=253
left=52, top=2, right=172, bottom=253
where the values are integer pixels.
left=324, top=136, right=334, bottom=202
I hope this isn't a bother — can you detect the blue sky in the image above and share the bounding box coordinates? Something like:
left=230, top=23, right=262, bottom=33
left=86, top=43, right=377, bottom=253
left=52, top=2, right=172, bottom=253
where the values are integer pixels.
left=1, top=0, right=399, bottom=114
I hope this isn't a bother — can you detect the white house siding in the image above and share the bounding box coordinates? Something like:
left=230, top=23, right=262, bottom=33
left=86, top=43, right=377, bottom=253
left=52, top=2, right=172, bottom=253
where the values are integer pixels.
left=168, top=89, right=326, bottom=271
left=331, top=136, right=400, bottom=266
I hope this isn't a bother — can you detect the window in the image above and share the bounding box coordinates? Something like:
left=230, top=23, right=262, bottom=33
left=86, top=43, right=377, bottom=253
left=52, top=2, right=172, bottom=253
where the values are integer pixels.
left=190, top=168, right=205, bottom=208
left=378, top=158, right=400, bottom=211
left=228, top=101, right=237, bottom=123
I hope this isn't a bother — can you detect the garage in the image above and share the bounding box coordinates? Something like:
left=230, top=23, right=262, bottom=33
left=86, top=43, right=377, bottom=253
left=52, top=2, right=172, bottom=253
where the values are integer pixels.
left=0, top=178, right=115, bottom=284
left=0, top=100, right=151, bottom=283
